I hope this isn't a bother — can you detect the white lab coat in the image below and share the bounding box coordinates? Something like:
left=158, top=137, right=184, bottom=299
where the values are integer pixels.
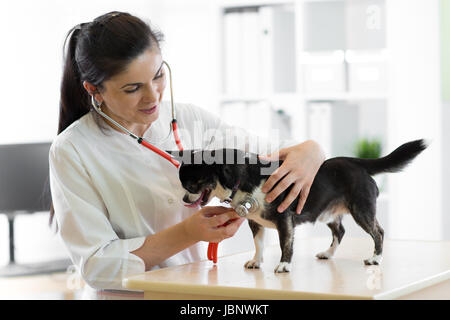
left=49, top=101, right=296, bottom=299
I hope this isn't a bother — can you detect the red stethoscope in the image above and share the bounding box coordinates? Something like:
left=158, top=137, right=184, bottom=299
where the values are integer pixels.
left=91, top=61, right=220, bottom=263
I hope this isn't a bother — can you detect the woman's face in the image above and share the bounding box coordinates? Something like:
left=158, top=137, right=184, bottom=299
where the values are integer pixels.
left=86, top=48, right=166, bottom=136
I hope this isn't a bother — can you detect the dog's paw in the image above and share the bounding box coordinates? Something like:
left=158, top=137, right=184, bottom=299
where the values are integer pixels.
left=244, top=259, right=262, bottom=269
left=364, top=255, right=383, bottom=266
left=315, top=251, right=332, bottom=260
left=274, top=262, right=291, bottom=273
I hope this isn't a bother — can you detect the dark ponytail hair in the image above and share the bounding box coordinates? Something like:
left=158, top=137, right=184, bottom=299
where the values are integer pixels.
left=49, top=11, right=164, bottom=227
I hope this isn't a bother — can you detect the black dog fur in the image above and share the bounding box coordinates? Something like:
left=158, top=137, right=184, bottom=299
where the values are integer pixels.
left=171, top=139, right=427, bottom=272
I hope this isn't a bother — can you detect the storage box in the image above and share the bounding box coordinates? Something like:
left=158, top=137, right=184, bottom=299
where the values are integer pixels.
left=301, top=51, right=346, bottom=94
left=346, top=50, right=387, bottom=93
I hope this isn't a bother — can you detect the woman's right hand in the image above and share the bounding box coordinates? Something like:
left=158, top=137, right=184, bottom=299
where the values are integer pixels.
left=183, top=206, right=245, bottom=243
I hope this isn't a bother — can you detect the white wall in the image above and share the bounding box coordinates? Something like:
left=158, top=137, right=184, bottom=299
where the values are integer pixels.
left=0, top=0, right=220, bottom=145
left=386, top=0, right=442, bottom=240
left=151, top=0, right=222, bottom=113
left=443, top=101, right=450, bottom=240
left=441, top=0, right=450, bottom=240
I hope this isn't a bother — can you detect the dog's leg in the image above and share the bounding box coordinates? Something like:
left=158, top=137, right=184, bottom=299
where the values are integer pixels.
left=316, top=216, right=345, bottom=260
left=274, top=218, right=295, bottom=273
left=350, top=202, right=384, bottom=265
left=363, top=219, right=384, bottom=265
left=244, top=220, right=265, bottom=269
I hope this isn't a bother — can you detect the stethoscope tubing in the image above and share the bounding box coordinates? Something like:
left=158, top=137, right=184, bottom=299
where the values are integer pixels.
left=90, top=61, right=219, bottom=263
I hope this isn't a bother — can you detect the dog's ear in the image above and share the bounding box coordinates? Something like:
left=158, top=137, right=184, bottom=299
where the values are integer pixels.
left=166, top=149, right=184, bottom=164
left=223, top=164, right=233, bottom=179
left=166, top=149, right=203, bottom=165
left=165, top=149, right=183, bottom=156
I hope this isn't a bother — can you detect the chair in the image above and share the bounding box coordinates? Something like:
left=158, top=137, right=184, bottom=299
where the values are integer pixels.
left=0, top=142, right=72, bottom=277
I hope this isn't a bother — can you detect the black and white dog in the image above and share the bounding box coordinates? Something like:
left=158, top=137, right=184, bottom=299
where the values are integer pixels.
left=171, top=139, right=427, bottom=272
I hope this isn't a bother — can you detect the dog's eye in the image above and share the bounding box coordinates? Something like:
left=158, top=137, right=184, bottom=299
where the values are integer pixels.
left=184, top=183, right=197, bottom=193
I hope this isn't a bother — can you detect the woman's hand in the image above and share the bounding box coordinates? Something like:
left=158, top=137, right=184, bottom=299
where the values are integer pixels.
left=132, top=206, right=244, bottom=271
left=183, top=206, right=245, bottom=243
left=259, top=140, right=326, bottom=214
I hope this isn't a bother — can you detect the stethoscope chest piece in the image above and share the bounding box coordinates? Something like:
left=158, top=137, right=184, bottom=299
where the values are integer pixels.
left=235, top=196, right=259, bottom=217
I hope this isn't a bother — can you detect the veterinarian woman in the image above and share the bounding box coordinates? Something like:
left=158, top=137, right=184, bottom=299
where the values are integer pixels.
left=48, top=11, right=325, bottom=299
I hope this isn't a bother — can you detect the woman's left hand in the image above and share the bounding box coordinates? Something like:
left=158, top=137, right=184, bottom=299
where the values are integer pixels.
left=259, top=140, right=326, bottom=214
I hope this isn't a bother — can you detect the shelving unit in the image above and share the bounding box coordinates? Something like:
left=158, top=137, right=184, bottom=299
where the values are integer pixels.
left=217, top=0, right=390, bottom=237
left=218, top=0, right=388, bottom=150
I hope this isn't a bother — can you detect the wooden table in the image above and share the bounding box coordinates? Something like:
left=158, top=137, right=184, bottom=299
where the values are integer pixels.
left=123, top=237, right=450, bottom=300
left=0, top=272, right=84, bottom=299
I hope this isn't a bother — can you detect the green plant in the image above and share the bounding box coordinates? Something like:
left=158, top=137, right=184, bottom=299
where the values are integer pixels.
left=355, top=138, right=382, bottom=159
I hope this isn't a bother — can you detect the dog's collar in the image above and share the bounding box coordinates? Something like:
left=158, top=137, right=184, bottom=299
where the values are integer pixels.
left=223, top=180, right=240, bottom=204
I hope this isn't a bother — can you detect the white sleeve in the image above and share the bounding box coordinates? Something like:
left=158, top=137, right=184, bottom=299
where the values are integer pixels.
left=49, top=139, right=146, bottom=290
left=188, top=104, right=298, bottom=154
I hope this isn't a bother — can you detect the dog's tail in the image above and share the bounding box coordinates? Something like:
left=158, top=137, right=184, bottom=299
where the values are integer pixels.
left=347, top=139, right=428, bottom=176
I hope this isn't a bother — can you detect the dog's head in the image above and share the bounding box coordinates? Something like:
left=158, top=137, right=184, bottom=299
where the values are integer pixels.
left=172, top=149, right=249, bottom=207
left=179, top=164, right=218, bottom=207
